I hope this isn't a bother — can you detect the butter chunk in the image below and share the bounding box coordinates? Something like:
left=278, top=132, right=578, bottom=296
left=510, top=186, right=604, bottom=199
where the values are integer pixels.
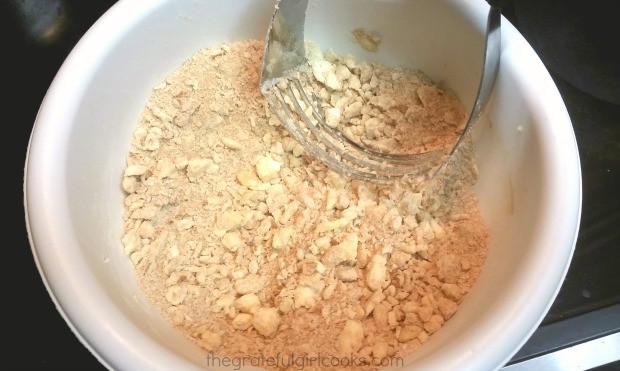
left=221, top=231, right=244, bottom=252
left=198, top=330, right=221, bottom=351
left=153, top=159, right=175, bottom=178
left=294, top=286, right=318, bottom=309
left=398, top=325, right=422, bottom=343
left=221, top=137, right=242, bottom=150
left=130, top=205, right=160, bottom=220
left=232, top=313, right=254, bottom=330
left=216, top=211, right=244, bottom=231
left=256, top=156, right=282, bottom=182
left=237, top=169, right=270, bottom=191
left=316, top=217, right=350, bottom=233
left=272, top=226, right=294, bottom=250
left=322, top=233, right=358, bottom=267
left=186, top=158, right=211, bottom=181
left=325, top=107, right=341, bottom=128
left=235, top=294, right=261, bottom=313
left=124, top=164, right=148, bottom=177
left=366, top=254, right=387, bottom=291
left=253, top=307, right=281, bottom=338
left=338, top=320, right=364, bottom=354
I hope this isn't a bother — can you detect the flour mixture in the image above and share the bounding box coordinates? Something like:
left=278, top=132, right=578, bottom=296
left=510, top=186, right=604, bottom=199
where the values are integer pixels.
left=121, top=39, right=489, bottom=370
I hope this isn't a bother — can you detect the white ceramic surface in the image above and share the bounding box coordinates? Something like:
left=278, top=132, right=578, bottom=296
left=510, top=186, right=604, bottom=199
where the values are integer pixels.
left=24, top=0, right=581, bottom=370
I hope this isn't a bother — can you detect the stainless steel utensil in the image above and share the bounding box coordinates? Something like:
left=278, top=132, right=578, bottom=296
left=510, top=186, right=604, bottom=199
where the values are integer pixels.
left=260, top=0, right=501, bottom=182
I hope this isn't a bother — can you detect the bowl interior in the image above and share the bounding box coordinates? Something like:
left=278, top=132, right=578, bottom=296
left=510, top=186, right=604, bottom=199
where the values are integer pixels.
left=25, top=0, right=580, bottom=370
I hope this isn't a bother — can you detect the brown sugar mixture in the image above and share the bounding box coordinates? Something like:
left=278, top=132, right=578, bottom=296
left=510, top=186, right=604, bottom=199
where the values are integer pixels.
left=121, top=39, right=489, bottom=370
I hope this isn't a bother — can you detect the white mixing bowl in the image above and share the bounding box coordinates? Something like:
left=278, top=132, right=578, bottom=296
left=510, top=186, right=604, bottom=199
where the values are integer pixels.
left=24, top=0, right=581, bottom=370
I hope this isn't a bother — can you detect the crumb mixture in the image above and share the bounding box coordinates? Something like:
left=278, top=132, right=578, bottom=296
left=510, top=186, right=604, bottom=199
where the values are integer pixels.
left=121, top=39, right=489, bottom=370
left=302, top=42, right=467, bottom=155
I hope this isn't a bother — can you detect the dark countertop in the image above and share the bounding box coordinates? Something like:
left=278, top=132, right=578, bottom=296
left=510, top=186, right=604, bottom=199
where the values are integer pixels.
left=3, top=0, right=619, bottom=370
